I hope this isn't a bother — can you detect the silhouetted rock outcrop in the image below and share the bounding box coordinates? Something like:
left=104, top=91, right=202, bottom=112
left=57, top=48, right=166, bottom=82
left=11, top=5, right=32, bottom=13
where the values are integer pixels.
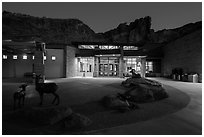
left=2, top=11, right=202, bottom=45
left=148, top=21, right=202, bottom=43
left=103, top=16, right=151, bottom=43
left=3, top=11, right=96, bottom=43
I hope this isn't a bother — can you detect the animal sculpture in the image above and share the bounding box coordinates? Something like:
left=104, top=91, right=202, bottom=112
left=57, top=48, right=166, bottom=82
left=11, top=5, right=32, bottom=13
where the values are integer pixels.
left=35, top=74, right=59, bottom=105
left=13, top=84, right=28, bottom=110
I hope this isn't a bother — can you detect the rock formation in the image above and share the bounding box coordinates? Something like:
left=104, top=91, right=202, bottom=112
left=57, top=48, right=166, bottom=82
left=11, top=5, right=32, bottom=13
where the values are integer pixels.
left=148, top=21, right=202, bottom=43
left=121, top=78, right=168, bottom=102
left=2, top=11, right=97, bottom=44
left=103, top=16, right=151, bottom=43
left=10, top=105, right=92, bottom=130
left=2, top=10, right=202, bottom=45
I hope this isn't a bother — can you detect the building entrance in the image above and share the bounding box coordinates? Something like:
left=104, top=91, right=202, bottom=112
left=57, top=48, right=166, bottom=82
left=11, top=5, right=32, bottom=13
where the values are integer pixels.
left=99, top=57, right=119, bottom=77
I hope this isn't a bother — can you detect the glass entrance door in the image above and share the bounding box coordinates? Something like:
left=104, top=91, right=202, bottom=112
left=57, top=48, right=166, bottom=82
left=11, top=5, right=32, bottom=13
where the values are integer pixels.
left=99, top=57, right=119, bottom=77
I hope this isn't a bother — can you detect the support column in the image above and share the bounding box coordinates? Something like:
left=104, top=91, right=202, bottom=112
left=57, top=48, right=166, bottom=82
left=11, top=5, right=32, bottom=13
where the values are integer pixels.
left=119, top=46, right=124, bottom=78
left=140, top=57, right=146, bottom=78
left=93, top=57, right=99, bottom=77
left=34, top=42, right=45, bottom=82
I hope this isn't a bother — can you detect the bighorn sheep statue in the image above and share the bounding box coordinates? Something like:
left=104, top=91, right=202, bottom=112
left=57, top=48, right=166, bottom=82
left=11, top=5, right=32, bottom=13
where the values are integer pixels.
left=35, top=74, right=59, bottom=105
left=13, top=84, right=28, bottom=110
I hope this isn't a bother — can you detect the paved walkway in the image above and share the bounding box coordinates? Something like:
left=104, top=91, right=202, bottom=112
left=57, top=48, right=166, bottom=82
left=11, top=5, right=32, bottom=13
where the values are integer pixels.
left=2, top=77, right=202, bottom=135
left=86, top=78, right=202, bottom=135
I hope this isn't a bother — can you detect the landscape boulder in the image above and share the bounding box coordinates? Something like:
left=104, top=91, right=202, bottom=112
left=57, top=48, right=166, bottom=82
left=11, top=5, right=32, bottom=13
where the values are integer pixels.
left=121, top=77, right=162, bottom=88
left=121, top=77, right=168, bottom=102
left=12, top=106, right=73, bottom=125
left=101, top=94, right=140, bottom=113
left=124, top=83, right=168, bottom=103
left=62, top=113, right=92, bottom=129
left=102, top=95, right=130, bottom=109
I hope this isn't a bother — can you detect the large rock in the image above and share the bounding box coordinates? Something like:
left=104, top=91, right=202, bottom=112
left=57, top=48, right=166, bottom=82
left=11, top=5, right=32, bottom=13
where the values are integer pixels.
left=121, top=78, right=168, bottom=102
left=124, top=83, right=168, bottom=102
left=121, top=77, right=162, bottom=88
left=102, top=95, right=130, bottom=109
left=12, top=106, right=73, bottom=125
left=62, top=113, right=92, bottom=129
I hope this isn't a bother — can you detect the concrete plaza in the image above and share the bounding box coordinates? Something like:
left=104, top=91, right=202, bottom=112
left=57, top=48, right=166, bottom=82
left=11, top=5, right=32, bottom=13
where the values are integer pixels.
left=2, top=77, right=202, bottom=135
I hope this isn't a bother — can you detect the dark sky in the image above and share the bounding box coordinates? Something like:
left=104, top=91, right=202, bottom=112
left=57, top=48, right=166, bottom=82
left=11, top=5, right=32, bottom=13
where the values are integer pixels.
left=2, top=2, right=202, bottom=33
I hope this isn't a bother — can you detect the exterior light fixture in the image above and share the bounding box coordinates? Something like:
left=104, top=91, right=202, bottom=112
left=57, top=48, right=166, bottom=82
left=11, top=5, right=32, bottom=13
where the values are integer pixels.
left=44, top=56, right=46, bottom=60
left=51, top=56, right=56, bottom=61
left=23, top=55, right=27, bottom=59
left=3, top=55, right=7, bottom=59
left=13, top=55, right=17, bottom=60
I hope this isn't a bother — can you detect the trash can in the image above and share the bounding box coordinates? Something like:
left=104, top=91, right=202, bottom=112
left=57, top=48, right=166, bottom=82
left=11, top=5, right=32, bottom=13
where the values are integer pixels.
left=188, top=74, right=198, bottom=83
left=177, top=75, right=181, bottom=81
left=182, top=74, right=188, bottom=82
left=172, top=74, right=176, bottom=80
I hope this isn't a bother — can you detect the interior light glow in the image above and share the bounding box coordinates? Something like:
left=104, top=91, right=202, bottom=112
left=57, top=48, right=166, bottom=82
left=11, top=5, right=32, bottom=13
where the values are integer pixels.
left=13, top=55, right=17, bottom=60
left=23, top=55, right=27, bottom=59
left=3, top=55, right=7, bottom=59
left=51, top=56, right=56, bottom=61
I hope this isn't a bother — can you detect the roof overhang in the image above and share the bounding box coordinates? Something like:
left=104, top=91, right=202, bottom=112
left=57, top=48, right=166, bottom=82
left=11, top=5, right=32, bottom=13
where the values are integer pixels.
left=2, top=40, right=36, bottom=54
left=71, top=41, right=144, bottom=47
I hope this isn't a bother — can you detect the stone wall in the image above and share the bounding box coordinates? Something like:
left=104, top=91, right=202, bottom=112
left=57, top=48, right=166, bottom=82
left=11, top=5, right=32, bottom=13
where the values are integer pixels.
left=2, top=55, right=34, bottom=78
left=162, top=29, right=202, bottom=81
left=45, top=49, right=65, bottom=78
left=66, top=46, right=78, bottom=77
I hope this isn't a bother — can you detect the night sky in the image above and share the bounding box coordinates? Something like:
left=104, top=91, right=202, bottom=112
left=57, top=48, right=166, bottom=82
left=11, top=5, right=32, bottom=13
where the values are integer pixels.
left=2, top=2, right=202, bottom=33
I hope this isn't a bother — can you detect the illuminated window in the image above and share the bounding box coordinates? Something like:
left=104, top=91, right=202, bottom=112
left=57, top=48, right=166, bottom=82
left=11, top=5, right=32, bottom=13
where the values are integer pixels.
left=32, top=56, right=35, bottom=60
left=124, top=57, right=141, bottom=73
left=51, top=56, right=56, bottom=61
left=78, top=57, right=93, bottom=72
left=146, top=61, right=153, bottom=72
left=3, top=55, right=7, bottom=59
left=23, top=55, right=27, bottom=60
left=123, top=46, right=138, bottom=50
left=13, top=55, right=17, bottom=60
left=44, top=56, right=46, bottom=60
left=78, top=45, right=95, bottom=49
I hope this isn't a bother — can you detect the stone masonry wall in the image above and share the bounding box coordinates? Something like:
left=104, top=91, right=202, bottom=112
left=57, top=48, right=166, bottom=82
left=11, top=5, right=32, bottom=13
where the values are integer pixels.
left=163, top=29, right=202, bottom=81
left=66, top=46, right=78, bottom=77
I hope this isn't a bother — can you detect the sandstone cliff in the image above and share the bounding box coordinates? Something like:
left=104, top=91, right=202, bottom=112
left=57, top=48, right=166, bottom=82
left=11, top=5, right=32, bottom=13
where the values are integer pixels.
left=3, top=11, right=97, bottom=44
left=102, top=16, right=151, bottom=44
left=2, top=11, right=201, bottom=45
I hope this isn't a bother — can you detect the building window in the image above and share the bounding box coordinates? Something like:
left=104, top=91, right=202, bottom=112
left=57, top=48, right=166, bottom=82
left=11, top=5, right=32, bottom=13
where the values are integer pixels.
left=3, top=55, right=7, bottom=59
left=146, top=61, right=153, bottom=72
left=78, top=45, right=120, bottom=50
left=123, top=46, right=138, bottom=50
left=79, top=45, right=96, bottom=49
left=124, top=57, right=141, bottom=73
left=13, top=55, right=17, bottom=60
left=51, top=56, right=56, bottom=61
left=98, top=45, right=119, bottom=50
left=78, top=57, right=93, bottom=72
left=23, top=55, right=27, bottom=60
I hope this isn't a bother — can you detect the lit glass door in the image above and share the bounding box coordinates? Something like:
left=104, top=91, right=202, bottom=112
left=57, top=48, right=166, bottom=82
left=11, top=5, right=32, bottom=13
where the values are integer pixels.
left=99, top=57, right=119, bottom=77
